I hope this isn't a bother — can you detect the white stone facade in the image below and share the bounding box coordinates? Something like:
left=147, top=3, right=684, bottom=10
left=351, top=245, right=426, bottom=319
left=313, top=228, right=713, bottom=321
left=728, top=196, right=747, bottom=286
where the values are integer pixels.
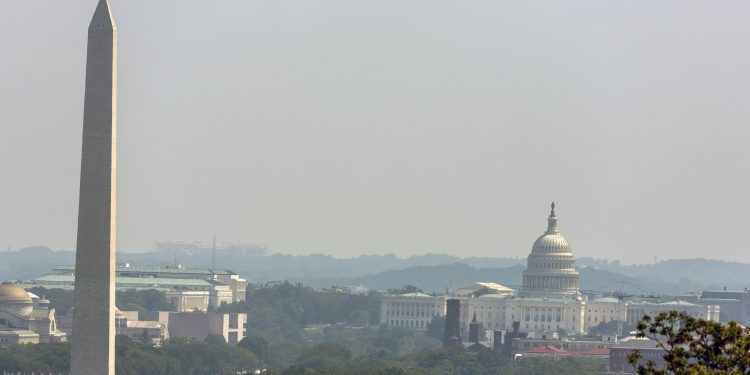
left=583, top=297, right=628, bottom=333
left=167, top=290, right=210, bottom=312
left=626, top=300, right=720, bottom=325
left=459, top=296, right=586, bottom=335
left=156, top=312, right=247, bottom=345
left=380, top=293, right=445, bottom=330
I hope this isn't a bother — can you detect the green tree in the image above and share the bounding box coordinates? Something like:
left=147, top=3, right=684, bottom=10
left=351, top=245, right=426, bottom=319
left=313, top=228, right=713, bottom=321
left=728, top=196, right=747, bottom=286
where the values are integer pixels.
left=426, top=315, right=446, bottom=340
left=514, top=356, right=602, bottom=375
left=281, top=364, right=309, bottom=375
left=204, top=333, right=228, bottom=347
left=0, top=342, right=70, bottom=374
left=28, top=287, right=74, bottom=314
left=409, top=346, right=481, bottom=374
left=629, top=311, right=750, bottom=374
left=238, top=333, right=270, bottom=364
left=117, top=289, right=174, bottom=319
left=296, top=342, right=352, bottom=371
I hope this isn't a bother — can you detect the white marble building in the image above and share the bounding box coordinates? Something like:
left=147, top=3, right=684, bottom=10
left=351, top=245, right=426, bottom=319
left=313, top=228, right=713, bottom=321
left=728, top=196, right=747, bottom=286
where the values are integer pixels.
left=626, top=300, right=720, bottom=326
left=0, top=283, right=67, bottom=348
left=380, top=292, right=445, bottom=330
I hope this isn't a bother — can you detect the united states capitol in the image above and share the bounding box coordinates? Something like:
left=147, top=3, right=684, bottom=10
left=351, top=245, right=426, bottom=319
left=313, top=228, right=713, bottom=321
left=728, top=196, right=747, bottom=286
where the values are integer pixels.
left=379, top=203, right=722, bottom=340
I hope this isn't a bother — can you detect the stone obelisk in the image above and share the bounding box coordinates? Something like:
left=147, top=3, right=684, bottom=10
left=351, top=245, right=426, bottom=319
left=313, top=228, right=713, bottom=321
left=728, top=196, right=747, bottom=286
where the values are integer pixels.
left=70, top=0, right=117, bottom=374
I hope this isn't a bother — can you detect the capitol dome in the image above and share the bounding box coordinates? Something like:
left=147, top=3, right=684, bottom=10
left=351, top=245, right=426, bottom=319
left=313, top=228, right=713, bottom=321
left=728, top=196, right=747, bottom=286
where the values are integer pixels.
left=521, top=203, right=580, bottom=297
left=532, top=232, right=571, bottom=254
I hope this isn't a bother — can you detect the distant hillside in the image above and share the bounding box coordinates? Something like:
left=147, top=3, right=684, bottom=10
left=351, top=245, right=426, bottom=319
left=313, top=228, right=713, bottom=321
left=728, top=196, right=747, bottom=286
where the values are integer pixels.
left=0, top=247, right=74, bottom=281
left=117, top=250, right=525, bottom=281
left=292, top=263, right=679, bottom=295
left=3, top=247, right=750, bottom=294
left=293, top=263, right=524, bottom=293
left=0, top=247, right=524, bottom=283
left=577, top=257, right=750, bottom=292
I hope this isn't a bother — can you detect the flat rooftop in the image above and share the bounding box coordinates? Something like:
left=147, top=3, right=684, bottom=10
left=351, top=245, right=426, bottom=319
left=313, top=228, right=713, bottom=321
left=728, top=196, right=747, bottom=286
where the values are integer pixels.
left=32, top=274, right=214, bottom=288
left=52, top=265, right=236, bottom=276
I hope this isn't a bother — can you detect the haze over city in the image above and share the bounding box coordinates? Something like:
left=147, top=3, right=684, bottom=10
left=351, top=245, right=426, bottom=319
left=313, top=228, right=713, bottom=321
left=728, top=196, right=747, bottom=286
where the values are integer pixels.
left=2, top=0, right=749, bottom=264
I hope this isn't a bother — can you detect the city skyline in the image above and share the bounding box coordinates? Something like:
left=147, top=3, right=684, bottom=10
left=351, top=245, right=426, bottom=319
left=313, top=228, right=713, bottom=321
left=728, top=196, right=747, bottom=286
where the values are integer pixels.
left=2, top=1, right=750, bottom=264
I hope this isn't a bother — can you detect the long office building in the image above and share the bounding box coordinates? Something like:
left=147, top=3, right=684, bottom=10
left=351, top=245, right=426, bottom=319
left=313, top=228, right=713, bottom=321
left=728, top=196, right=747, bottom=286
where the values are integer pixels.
left=24, top=264, right=247, bottom=311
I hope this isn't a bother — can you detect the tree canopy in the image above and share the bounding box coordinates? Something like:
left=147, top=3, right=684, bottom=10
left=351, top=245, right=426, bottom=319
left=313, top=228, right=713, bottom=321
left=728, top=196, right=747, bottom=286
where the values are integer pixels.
left=629, top=311, right=750, bottom=374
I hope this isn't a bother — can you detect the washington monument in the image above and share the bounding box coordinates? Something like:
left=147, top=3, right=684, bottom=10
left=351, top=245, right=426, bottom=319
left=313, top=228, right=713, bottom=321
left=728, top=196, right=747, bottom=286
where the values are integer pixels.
left=70, top=0, right=117, bottom=374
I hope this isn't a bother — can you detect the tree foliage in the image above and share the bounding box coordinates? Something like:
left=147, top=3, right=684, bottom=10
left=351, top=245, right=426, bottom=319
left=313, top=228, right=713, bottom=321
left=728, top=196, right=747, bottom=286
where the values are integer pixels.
left=426, top=315, right=446, bottom=340
left=238, top=333, right=271, bottom=365
left=0, top=342, right=70, bottom=373
left=629, top=311, right=750, bottom=374
left=220, top=282, right=381, bottom=329
left=0, top=336, right=261, bottom=374
left=117, top=289, right=175, bottom=319
left=27, top=287, right=175, bottom=319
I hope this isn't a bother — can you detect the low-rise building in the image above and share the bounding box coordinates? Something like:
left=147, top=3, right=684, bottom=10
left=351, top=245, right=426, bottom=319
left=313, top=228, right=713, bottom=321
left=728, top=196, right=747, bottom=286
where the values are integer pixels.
left=0, top=329, right=40, bottom=348
left=699, top=290, right=750, bottom=325
left=583, top=297, right=627, bottom=334
left=24, top=265, right=248, bottom=309
left=513, top=335, right=617, bottom=353
left=149, top=312, right=247, bottom=345
left=626, top=300, right=719, bottom=326
left=166, top=290, right=210, bottom=312
left=609, top=338, right=666, bottom=374
left=459, top=294, right=513, bottom=332
left=0, top=284, right=66, bottom=346
left=519, top=345, right=610, bottom=367
left=59, top=307, right=166, bottom=345
left=114, top=309, right=167, bottom=346
left=380, top=292, right=445, bottom=330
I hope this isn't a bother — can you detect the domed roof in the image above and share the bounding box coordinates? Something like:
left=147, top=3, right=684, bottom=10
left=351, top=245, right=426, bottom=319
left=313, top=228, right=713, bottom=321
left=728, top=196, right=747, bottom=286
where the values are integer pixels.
left=532, top=233, right=571, bottom=253
left=0, top=283, right=31, bottom=300
left=531, top=202, right=572, bottom=254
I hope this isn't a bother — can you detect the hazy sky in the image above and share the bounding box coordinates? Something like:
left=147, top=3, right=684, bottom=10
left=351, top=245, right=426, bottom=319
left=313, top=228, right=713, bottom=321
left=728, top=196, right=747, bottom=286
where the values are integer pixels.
left=2, top=1, right=749, bottom=263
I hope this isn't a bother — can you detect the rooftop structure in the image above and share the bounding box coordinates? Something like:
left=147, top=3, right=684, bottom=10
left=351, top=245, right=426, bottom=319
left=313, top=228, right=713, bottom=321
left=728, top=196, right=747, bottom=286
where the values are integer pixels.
left=53, top=265, right=239, bottom=278
left=609, top=338, right=666, bottom=373
left=451, top=282, right=514, bottom=298
left=31, top=274, right=214, bottom=289
left=26, top=265, right=247, bottom=310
